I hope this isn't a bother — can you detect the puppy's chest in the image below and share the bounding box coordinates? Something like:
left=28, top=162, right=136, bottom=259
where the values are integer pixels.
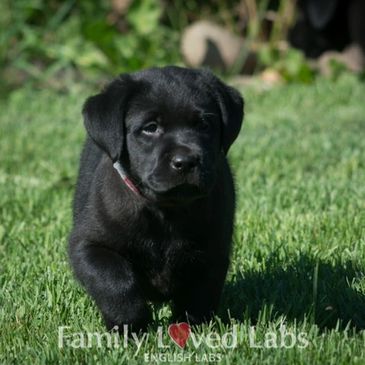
left=136, top=235, right=204, bottom=298
left=125, top=208, right=211, bottom=297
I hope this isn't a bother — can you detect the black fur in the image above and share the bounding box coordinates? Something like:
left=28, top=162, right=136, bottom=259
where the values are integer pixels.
left=68, top=66, right=244, bottom=331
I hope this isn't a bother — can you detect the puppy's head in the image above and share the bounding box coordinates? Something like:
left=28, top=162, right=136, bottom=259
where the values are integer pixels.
left=83, top=66, right=244, bottom=204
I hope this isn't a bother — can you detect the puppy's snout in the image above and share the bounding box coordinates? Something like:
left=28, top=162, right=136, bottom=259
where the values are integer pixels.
left=170, top=151, right=199, bottom=173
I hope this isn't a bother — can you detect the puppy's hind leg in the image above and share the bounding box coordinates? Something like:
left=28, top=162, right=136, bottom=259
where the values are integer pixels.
left=68, top=241, right=151, bottom=332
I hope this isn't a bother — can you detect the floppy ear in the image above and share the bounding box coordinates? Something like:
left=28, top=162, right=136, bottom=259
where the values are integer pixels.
left=82, top=75, right=133, bottom=162
left=202, top=71, right=244, bottom=154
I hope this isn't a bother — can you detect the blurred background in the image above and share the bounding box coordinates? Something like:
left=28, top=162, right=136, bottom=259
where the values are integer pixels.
left=1, top=0, right=365, bottom=96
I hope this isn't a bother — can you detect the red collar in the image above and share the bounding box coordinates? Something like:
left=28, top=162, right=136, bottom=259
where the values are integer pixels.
left=113, top=161, right=140, bottom=196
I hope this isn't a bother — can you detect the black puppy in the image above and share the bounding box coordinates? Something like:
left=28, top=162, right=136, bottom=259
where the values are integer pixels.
left=68, top=66, right=244, bottom=331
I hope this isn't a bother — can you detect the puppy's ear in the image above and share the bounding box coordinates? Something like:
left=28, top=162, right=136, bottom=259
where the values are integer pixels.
left=203, top=71, right=244, bottom=154
left=82, top=75, right=133, bottom=162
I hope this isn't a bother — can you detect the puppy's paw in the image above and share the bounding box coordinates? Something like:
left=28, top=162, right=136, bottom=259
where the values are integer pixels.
left=103, top=307, right=152, bottom=333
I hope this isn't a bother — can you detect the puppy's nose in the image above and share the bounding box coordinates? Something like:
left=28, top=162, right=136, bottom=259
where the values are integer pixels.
left=170, top=153, right=199, bottom=172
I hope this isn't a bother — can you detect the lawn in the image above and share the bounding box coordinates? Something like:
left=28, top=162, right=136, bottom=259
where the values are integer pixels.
left=1, top=75, right=364, bottom=364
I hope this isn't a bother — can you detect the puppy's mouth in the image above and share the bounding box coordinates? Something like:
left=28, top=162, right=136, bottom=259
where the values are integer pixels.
left=144, top=182, right=207, bottom=205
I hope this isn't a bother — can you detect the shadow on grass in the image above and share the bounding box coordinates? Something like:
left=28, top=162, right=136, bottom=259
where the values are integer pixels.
left=220, top=254, right=365, bottom=330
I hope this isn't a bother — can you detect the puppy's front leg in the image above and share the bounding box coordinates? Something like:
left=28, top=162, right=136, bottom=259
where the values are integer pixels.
left=69, top=241, right=151, bottom=331
left=172, top=258, right=229, bottom=325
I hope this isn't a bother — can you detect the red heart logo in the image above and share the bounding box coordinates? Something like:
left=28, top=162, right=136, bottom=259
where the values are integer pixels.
left=168, top=322, right=191, bottom=349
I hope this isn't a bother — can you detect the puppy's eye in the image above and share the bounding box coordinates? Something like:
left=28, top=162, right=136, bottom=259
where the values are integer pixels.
left=142, top=121, right=160, bottom=135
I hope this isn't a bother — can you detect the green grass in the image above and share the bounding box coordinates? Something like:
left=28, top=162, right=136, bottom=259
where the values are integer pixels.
left=1, top=75, right=365, bottom=364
